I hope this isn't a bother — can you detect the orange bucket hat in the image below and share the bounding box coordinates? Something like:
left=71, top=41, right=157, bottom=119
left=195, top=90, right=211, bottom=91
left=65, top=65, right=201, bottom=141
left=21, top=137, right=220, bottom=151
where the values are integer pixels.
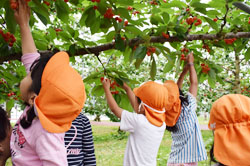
left=209, top=94, right=250, bottom=166
left=163, top=80, right=181, bottom=127
left=133, top=81, right=168, bottom=127
left=34, top=52, right=86, bottom=133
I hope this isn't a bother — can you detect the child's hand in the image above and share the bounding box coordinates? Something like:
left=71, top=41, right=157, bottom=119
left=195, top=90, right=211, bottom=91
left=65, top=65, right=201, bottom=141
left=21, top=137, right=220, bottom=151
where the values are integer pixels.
left=187, top=52, right=194, bottom=63
left=101, top=78, right=111, bottom=91
left=14, top=0, right=30, bottom=27
left=122, top=82, right=129, bottom=91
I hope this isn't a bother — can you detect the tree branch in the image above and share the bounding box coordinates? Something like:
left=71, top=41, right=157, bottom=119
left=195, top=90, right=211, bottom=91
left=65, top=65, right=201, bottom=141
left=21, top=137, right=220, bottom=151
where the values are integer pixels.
left=218, top=0, right=229, bottom=35
left=2, top=31, right=250, bottom=63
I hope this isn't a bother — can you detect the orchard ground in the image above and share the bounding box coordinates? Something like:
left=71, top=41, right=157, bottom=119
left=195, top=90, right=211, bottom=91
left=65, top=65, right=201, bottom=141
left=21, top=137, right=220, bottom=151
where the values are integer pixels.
left=7, top=117, right=213, bottom=166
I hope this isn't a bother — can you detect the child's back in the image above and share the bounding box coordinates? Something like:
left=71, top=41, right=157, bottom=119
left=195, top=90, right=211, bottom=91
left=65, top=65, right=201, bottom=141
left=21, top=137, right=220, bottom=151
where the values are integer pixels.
left=65, top=113, right=96, bottom=166
left=168, top=93, right=207, bottom=163
left=102, top=80, right=169, bottom=166
left=121, top=110, right=165, bottom=166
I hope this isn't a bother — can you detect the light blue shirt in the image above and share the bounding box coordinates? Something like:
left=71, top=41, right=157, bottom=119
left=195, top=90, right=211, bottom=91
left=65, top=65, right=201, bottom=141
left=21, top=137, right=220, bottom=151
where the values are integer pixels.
left=168, top=93, right=208, bottom=163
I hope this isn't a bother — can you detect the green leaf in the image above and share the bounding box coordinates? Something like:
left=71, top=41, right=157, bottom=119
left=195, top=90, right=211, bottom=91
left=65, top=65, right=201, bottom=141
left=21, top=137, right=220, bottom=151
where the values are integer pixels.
left=6, top=99, right=14, bottom=111
left=35, top=40, right=47, bottom=50
left=117, top=8, right=130, bottom=19
left=114, top=34, right=126, bottom=52
left=116, top=0, right=133, bottom=6
left=163, top=61, right=174, bottom=73
left=92, top=85, right=104, bottom=97
left=31, top=0, right=50, bottom=25
left=69, top=44, right=76, bottom=55
left=133, top=46, right=147, bottom=59
left=208, top=68, right=216, bottom=80
left=125, top=26, right=142, bottom=35
left=5, top=3, right=17, bottom=34
left=90, top=16, right=101, bottom=34
left=208, top=76, right=216, bottom=88
left=134, top=58, right=144, bottom=69
left=245, top=47, right=250, bottom=61
left=55, top=0, right=70, bottom=23
left=150, top=15, right=163, bottom=25
left=204, top=17, right=219, bottom=32
left=162, top=12, right=170, bottom=24
left=150, top=57, right=156, bottom=80
left=85, top=8, right=96, bottom=28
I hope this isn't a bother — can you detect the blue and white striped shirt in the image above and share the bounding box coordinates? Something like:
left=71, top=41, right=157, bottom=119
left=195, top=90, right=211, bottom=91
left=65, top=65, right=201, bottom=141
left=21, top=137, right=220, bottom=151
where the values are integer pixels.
left=168, top=93, right=207, bottom=163
left=65, top=113, right=96, bottom=166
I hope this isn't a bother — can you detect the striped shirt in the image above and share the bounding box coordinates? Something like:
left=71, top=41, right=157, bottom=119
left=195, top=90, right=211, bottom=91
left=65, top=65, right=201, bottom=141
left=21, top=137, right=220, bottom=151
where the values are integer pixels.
left=168, top=93, right=207, bottom=163
left=65, top=113, right=96, bottom=166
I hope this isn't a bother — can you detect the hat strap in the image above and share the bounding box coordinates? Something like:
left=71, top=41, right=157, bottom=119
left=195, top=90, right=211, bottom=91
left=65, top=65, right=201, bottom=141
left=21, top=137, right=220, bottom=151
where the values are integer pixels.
left=142, top=101, right=165, bottom=113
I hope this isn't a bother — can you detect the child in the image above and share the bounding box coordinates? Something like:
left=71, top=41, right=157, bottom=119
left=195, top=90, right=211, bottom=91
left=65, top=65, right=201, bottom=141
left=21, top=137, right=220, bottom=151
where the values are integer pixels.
left=209, top=94, right=250, bottom=166
left=102, top=79, right=169, bottom=165
left=10, top=1, right=86, bottom=165
left=165, top=53, right=207, bottom=166
left=65, top=113, right=96, bottom=166
left=0, top=107, right=11, bottom=166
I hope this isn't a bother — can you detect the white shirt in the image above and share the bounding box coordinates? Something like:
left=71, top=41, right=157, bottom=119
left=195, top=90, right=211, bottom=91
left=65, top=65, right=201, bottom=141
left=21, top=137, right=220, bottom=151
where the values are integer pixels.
left=120, top=110, right=166, bottom=166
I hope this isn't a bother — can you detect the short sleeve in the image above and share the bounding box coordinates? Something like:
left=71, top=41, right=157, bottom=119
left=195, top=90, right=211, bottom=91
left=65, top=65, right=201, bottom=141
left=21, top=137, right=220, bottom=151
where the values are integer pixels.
left=35, top=132, right=68, bottom=166
left=120, top=110, right=138, bottom=133
left=21, top=53, right=40, bottom=74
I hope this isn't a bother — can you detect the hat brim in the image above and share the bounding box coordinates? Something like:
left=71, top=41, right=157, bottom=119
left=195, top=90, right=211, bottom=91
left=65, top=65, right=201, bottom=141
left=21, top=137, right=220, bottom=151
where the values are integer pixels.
left=144, top=106, right=165, bottom=127
left=35, top=104, right=72, bottom=133
left=214, top=125, right=250, bottom=165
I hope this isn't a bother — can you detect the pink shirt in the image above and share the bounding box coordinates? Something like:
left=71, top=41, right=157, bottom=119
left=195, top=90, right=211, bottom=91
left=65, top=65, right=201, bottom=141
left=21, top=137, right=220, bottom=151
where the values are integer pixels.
left=10, top=53, right=68, bottom=166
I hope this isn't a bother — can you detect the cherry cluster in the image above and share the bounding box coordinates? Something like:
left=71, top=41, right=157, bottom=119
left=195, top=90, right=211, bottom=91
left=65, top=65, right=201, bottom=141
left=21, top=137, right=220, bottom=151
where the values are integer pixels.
left=224, top=38, right=237, bottom=45
left=0, top=29, right=16, bottom=47
left=186, top=16, right=202, bottom=26
left=147, top=47, right=156, bottom=56
left=180, top=47, right=189, bottom=61
left=202, top=44, right=210, bottom=53
left=162, top=32, right=169, bottom=39
left=104, top=8, right=114, bottom=19
left=201, top=64, right=210, bottom=74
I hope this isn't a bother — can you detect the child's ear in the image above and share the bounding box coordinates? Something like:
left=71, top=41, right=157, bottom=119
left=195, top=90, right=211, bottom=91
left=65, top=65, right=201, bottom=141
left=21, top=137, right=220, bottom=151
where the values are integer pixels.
left=28, top=92, right=37, bottom=106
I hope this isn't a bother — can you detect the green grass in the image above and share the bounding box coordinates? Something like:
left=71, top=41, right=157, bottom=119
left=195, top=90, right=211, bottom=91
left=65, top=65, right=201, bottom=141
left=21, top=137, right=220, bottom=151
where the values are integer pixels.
left=198, top=116, right=209, bottom=125
left=93, top=126, right=213, bottom=166
left=6, top=125, right=213, bottom=166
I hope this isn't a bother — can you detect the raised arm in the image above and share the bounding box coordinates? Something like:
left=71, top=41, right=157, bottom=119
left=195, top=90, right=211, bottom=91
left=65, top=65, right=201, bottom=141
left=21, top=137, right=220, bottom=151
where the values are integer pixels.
left=14, top=0, right=37, bottom=54
left=102, top=79, right=123, bottom=119
left=177, top=64, right=189, bottom=89
left=187, top=52, right=198, bottom=97
left=122, top=82, right=136, bottom=109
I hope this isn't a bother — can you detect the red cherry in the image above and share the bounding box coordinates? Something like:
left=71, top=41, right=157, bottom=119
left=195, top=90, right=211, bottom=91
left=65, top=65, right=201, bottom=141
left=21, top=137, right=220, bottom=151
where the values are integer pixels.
left=127, top=6, right=133, bottom=10
left=91, top=0, right=95, bottom=2
left=93, top=5, right=98, bottom=10
left=186, top=8, right=190, bottom=12
left=213, top=18, right=218, bottom=22
left=96, top=0, right=100, bottom=2
left=100, top=77, right=104, bottom=82
left=9, top=43, right=13, bottom=47
left=124, top=20, right=128, bottom=26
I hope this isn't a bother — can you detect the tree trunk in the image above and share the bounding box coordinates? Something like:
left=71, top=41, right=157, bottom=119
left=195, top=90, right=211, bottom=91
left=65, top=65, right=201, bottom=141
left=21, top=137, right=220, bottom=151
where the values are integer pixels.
left=94, top=115, right=101, bottom=122
left=5, top=102, right=11, bottom=118
left=234, top=50, right=241, bottom=94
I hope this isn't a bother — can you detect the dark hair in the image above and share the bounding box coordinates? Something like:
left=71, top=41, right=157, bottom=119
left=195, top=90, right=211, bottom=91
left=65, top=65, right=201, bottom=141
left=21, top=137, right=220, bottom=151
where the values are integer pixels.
left=137, top=97, right=141, bottom=105
left=165, top=89, right=189, bottom=133
left=20, top=54, right=53, bottom=129
left=210, top=143, right=226, bottom=166
left=0, top=107, right=10, bottom=142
